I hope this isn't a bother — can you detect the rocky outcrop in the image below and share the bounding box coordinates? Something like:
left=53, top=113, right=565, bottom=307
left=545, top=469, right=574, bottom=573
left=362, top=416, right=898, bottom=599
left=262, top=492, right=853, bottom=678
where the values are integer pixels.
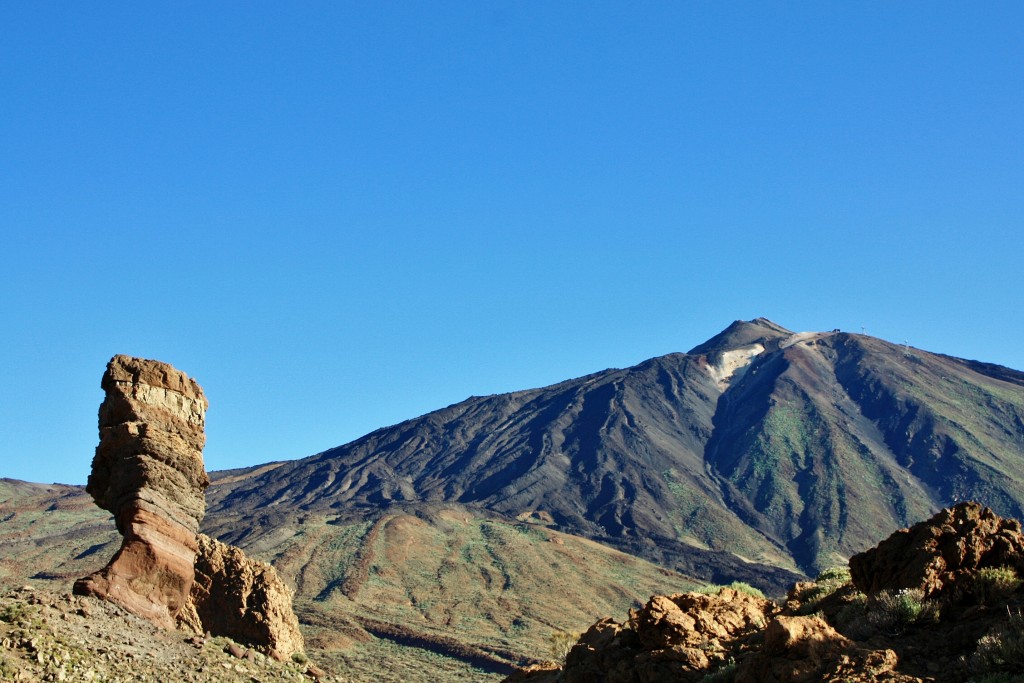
left=73, top=355, right=304, bottom=661
left=523, top=588, right=775, bottom=683
left=849, top=501, right=1024, bottom=598
left=505, top=504, right=1024, bottom=683
left=73, top=355, right=210, bottom=628
left=735, top=616, right=906, bottom=682
left=177, top=534, right=304, bottom=661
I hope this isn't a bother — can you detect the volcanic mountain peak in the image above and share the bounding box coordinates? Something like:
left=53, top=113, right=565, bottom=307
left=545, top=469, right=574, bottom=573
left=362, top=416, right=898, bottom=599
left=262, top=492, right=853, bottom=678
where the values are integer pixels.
left=687, top=317, right=793, bottom=356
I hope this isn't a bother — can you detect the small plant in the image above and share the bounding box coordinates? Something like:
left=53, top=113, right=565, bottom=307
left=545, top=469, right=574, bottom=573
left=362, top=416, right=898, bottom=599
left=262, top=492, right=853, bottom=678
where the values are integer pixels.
left=726, top=582, right=766, bottom=599
left=973, top=608, right=1024, bottom=675
left=0, top=604, right=23, bottom=623
left=550, top=630, right=580, bottom=662
left=700, top=657, right=737, bottom=683
left=0, top=602, right=34, bottom=627
left=797, top=567, right=854, bottom=611
left=834, top=591, right=869, bottom=633
left=974, top=567, right=1023, bottom=605
left=867, top=588, right=938, bottom=634
left=291, top=651, right=309, bottom=665
left=696, top=581, right=766, bottom=600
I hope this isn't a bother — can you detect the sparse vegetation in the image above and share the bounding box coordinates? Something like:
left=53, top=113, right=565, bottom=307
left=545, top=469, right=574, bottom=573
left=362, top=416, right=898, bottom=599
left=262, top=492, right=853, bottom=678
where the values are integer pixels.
left=971, top=674, right=1024, bottom=683
left=974, top=567, right=1023, bottom=605
left=726, top=581, right=766, bottom=599
left=866, top=588, right=939, bottom=634
left=699, top=656, right=737, bottom=683
left=801, top=566, right=852, bottom=604
left=834, top=590, right=869, bottom=633
left=972, top=609, right=1024, bottom=678
left=549, top=630, right=580, bottom=662
left=695, top=581, right=766, bottom=600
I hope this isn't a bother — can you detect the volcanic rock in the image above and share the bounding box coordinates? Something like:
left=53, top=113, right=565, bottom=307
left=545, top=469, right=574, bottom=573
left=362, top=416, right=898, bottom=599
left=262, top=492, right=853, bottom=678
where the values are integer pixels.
left=848, top=501, right=1024, bottom=598
left=555, top=587, right=774, bottom=683
left=735, top=615, right=903, bottom=683
left=72, top=355, right=305, bottom=661
left=73, top=355, right=210, bottom=628
left=177, top=533, right=304, bottom=661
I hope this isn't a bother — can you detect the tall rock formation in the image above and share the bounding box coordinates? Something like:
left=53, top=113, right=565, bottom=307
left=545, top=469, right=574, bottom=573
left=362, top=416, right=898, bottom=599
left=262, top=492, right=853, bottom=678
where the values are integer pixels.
left=73, top=355, right=209, bottom=628
left=73, top=355, right=304, bottom=660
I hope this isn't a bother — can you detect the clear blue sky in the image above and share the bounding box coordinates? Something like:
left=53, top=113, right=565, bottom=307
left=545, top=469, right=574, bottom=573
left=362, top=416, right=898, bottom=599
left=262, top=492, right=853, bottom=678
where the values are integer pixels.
left=3, top=3, right=1022, bottom=485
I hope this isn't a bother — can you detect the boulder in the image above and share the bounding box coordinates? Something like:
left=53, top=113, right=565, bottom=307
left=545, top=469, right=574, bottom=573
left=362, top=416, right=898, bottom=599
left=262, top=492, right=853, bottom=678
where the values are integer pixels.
left=848, top=501, right=1024, bottom=598
left=74, top=355, right=209, bottom=628
left=178, top=534, right=304, bottom=661
left=558, top=588, right=774, bottom=683
left=735, top=615, right=904, bottom=682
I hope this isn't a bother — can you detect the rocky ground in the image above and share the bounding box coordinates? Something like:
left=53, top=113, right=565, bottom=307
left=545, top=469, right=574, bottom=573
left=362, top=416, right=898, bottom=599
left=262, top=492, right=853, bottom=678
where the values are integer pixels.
left=0, top=583, right=329, bottom=682
left=505, top=502, right=1024, bottom=683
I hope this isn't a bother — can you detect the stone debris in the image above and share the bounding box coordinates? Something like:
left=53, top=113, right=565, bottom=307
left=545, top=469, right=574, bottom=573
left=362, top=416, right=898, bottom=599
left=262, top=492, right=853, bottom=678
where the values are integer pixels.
left=0, top=585, right=321, bottom=682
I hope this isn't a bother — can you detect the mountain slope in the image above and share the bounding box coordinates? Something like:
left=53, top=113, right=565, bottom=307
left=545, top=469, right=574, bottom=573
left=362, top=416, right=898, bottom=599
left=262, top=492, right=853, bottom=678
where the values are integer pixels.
left=0, top=481, right=702, bottom=681
left=208, top=319, right=1024, bottom=579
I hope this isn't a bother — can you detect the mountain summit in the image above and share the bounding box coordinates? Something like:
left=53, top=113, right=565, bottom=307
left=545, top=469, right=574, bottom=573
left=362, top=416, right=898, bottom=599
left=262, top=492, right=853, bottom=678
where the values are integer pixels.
left=687, top=317, right=793, bottom=355
left=208, top=319, right=1024, bottom=582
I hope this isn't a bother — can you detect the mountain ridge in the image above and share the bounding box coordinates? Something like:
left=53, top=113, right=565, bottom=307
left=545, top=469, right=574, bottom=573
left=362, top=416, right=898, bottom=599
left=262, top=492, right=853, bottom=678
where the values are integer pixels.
left=206, top=319, right=1024, bottom=582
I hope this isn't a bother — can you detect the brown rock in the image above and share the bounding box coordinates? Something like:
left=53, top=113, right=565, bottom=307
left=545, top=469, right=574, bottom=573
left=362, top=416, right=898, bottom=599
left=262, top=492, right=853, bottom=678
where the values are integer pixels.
left=502, top=664, right=561, bottom=683
left=73, top=355, right=305, bottom=662
left=74, top=355, right=209, bottom=628
left=849, top=501, right=1024, bottom=598
left=556, top=588, right=774, bottom=683
left=182, top=534, right=305, bottom=661
left=305, top=663, right=328, bottom=680
left=736, top=616, right=904, bottom=683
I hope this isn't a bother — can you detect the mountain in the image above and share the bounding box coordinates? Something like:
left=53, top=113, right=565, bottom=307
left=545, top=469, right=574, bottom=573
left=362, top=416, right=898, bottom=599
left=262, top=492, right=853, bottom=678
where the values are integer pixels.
left=207, top=318, right=1024, bottom=581
left=4, top=318, right=1024, bottom=681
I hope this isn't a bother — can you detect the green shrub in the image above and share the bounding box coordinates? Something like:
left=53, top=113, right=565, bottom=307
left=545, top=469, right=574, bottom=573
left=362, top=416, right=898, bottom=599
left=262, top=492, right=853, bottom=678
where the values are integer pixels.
left=291, top=651, right=309, bottom=665
left=0, top=602, right=35, bottom=627
left=975, top=567, right=1023, bottom=605
left=700, top=657, right=737, bottom=683
left=973, top=609, right=1024, bottom=675
left=815, top=567, right=851, bottom=584
left=866, top=588, right=938, bottom=634
left=550, top=630, right=580, bottom=662
left=834, top=591, right=869, bottom=632
left=725, top=582, right=765, bottom=599
left=797, top=567, right=854, bottom=611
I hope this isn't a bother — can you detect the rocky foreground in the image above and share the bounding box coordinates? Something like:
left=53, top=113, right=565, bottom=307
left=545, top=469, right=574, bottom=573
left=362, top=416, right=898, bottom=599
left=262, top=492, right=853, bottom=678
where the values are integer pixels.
left=0, top=583, right=327, bottom=682
left=7, top=503, right=1024, bottom=683
left=507, top=502, right=1024, bottom=683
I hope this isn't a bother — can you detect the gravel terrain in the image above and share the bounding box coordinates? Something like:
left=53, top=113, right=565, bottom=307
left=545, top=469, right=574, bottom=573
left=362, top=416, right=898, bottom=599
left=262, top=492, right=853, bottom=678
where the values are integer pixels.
left=0, top=583, right=332, bottom=682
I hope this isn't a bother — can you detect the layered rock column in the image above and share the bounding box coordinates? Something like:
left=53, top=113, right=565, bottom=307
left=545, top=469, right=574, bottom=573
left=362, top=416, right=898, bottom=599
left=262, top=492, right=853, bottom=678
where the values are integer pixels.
left=73, top=355, right=210, bottom=629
